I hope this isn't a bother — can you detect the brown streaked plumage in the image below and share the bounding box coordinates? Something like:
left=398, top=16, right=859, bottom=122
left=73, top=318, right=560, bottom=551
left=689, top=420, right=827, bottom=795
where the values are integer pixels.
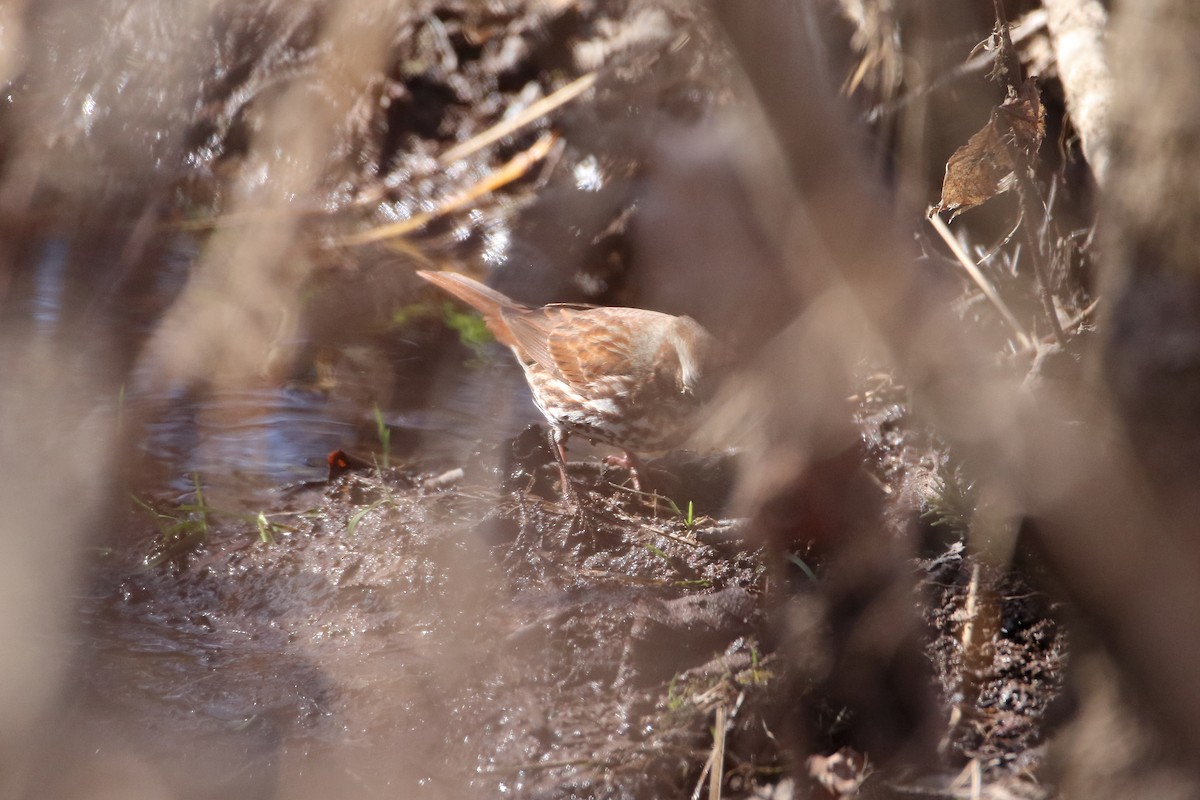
left=417, top=270, right=722, bottom=504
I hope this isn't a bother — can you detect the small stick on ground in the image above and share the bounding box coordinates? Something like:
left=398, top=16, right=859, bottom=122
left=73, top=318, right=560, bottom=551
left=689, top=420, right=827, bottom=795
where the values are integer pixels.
left=439, top=72, right=597, bottom=165
left=690, top=748, right=713, bottom=800
left=710, top=704, right=727, bottom=800
left=691, top=703, right=728, bottom=800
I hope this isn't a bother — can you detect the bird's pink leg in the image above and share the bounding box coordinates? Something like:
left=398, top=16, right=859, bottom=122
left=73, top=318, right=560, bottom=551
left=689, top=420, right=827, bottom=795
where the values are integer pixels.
left=549, top=427, right=578, bottom=508
left=603, top=449, right=643, bottom=492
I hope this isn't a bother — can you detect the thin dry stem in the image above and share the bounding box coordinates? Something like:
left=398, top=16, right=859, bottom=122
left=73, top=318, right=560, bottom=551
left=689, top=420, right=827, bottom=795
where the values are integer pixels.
left=690, top=703, right=728, bottom=800
left=928, top=213, right=1033, bottom=349
left=338, top=132, right=558, bottom=247
left=710, top=704, right=727, bottom=800
left=439, top=72, right=597, bottom=165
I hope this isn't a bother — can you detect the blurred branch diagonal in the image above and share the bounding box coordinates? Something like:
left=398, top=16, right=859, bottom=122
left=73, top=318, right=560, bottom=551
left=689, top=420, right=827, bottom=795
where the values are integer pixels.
left=715, top=0, right=1200, bottom=783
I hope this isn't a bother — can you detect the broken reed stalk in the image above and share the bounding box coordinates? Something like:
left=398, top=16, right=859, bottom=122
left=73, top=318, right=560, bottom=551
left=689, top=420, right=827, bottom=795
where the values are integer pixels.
left=928, top=212, right=1033, bottom=350
left=960, top=562, right=983, bottom=660
left=948, top=758, right=984, bottom=800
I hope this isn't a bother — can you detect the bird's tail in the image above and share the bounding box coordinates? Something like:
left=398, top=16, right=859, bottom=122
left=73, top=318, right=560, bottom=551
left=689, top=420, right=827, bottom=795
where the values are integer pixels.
left=415, top=270, right=524, bottom=347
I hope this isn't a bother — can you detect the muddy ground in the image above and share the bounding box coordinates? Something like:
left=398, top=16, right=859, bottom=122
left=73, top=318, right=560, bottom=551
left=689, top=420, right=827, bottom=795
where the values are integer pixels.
left=58, top=418, right=1065, bottom=800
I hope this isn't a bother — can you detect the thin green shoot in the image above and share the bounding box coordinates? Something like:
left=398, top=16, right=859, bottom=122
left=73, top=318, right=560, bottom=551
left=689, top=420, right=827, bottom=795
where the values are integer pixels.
left=644, top=542, right=671, bottom=561
left=180, top=473, right=211, bottom=537
left=133, top=473, right=213, bottom=567
left=373, top=405, right=391, bottom=470
left=369, top=454, right=401, bottom=507
left=662, top=496, right=698, bottom=528
left=392, top=301, right=434, bottom=327
left=923, top=459, right=977, bottom=535
left=241, top=508, right=308, bottom=543
left=673, top=578, right=712, bottom=589
left=115, top=383, right=126, bottom=432
left=347, top=497, right=392, bottom=536
left=345, top=459, right=400, bottom=535
left=255, top=512, right=276, bottom=544
left=665, top=674, right=688, bottom=712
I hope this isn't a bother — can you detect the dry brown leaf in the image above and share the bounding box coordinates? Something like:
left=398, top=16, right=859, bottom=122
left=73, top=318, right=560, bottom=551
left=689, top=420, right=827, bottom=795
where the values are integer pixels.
left=1001, top=76, right=1046, bottom=153
left=933, top=78, right=1044, bottom=218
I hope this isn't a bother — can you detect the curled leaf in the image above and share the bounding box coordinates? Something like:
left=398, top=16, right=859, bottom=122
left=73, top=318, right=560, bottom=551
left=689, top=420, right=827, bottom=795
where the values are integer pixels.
left=933, top=78, right=1044, bottom=218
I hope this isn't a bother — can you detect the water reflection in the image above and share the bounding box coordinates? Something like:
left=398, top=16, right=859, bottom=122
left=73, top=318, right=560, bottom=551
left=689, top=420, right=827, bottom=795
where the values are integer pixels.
left=30, top=238, right=69, bottom=329
left=135, top=386, right=362, bottom=500
left=128, top=352, right=537, bottom=506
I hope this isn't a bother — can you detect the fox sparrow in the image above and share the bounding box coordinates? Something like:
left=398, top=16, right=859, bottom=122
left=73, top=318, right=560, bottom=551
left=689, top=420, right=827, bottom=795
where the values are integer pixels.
left=417, top=270, right=722, bottom=503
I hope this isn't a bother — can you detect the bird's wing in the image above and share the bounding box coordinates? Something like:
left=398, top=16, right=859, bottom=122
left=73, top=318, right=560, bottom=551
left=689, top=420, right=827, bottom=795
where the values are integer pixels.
left=503, top=307, right=623, bottom=390
left=501, top=309, right=555, bottom=369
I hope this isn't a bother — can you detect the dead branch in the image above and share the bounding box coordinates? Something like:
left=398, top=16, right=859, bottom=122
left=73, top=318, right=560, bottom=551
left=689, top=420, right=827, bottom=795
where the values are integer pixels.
left=1043, top=0, right=1113, bottom=184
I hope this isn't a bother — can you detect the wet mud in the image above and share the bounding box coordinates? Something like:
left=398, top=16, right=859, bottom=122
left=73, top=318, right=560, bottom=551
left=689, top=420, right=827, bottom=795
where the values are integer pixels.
left=43, top=403, right=1067, bottom=800
left=67, top=453, right=770, bottom=799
